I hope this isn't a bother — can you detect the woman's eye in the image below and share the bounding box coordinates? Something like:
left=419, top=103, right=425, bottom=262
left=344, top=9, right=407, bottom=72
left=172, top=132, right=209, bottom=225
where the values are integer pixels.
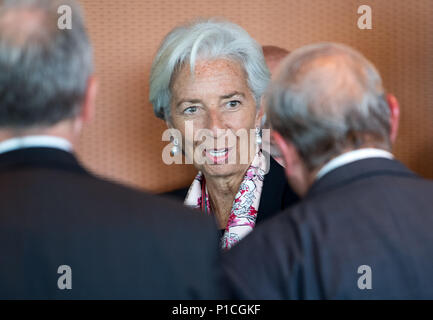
left=183, top=106, right=198, bottom=115
left=226, top=100, right=240, bottom=109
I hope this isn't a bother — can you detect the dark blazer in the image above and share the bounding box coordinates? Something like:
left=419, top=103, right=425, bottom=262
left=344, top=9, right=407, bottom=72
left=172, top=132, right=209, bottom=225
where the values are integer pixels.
left=0, top=147, right=223, bottom=299
left=165, top=156, right=300, bottom=225
left=222, top=157, right=433, bottom=299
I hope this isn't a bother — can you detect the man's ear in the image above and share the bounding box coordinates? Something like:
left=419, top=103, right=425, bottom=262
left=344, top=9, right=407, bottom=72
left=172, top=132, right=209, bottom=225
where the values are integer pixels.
left=387, top=93, right=400, bottom=144
left=271, top=131, right=297, bottom=178
left=80, top=76, right=98, bottom=123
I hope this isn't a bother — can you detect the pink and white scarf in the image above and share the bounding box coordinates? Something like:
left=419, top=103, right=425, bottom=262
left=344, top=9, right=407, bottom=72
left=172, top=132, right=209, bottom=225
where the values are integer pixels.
left=184, top=152, right=267, bottom=250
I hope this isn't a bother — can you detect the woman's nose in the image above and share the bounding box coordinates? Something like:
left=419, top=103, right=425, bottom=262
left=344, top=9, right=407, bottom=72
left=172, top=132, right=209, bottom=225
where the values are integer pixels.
left=207, top=110, right=226, bottom=136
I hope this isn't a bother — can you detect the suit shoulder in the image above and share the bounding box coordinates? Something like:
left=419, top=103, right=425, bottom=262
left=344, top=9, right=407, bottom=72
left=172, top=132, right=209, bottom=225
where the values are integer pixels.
left=1, top=168, right=215, bottom=232
left=86, top=173, right=215, bottom=227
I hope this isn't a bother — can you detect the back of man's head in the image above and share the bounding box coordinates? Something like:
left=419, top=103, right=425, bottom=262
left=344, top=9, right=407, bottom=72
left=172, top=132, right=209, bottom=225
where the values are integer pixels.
left=267, top=42, right=391, bottom=171
left=0, top=0, right=92, bottom=130
left=262, top=45, right=290, bottom=75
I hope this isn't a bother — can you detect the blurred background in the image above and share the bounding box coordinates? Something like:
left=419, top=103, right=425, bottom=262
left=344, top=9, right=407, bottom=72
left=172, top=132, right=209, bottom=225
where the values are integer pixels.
left=76, top=0, right=433, bottom=193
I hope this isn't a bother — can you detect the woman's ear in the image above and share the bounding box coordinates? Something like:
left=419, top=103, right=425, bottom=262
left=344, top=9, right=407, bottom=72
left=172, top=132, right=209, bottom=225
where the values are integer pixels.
left=165, top=119, right=173, bottom=129
left=255, top=97, right=266, bottom=127
left=387, top=93, right=400, bottom=144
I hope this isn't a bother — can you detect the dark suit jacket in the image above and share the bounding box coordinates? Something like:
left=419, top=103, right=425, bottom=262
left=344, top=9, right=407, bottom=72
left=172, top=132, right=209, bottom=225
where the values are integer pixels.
left=165, top=156, right=299, bottom=225
left=0, top=147, right=223, bottom=299
left=222, top=158, right=433, bottom=299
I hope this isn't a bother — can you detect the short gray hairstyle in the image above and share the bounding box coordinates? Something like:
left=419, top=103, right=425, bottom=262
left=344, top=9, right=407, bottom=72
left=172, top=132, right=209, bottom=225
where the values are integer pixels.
left=0, top=0, right=93, bottom=128
left=267, top=42, right=391, bottom=171
left=149, top=19, right=270, bottom=121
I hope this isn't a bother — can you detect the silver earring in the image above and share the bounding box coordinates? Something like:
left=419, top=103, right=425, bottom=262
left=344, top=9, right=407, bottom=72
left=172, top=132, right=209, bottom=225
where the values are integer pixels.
left=255, top=127, right=262, bottom=146
left=171, top=138, right=180, bottom=156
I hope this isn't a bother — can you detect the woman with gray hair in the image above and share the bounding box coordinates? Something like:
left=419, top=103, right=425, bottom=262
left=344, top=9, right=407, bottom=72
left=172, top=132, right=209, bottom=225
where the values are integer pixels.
left=149, top=19, right=298, bottom=249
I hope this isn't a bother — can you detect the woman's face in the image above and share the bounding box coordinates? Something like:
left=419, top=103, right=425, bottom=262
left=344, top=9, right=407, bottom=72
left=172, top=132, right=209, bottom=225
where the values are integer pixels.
left=169, top=59, right=260, bottom=179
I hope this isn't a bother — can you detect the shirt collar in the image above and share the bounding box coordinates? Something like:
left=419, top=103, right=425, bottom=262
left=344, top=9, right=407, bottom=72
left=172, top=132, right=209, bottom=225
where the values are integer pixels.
left=316, top=148, right=394, bottom=181
left=0, top=135, right=73, bottom=155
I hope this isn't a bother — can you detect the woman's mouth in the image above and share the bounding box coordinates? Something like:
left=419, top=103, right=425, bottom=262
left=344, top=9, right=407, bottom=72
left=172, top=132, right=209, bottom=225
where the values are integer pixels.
left=205, top=148, right=231, bottom=164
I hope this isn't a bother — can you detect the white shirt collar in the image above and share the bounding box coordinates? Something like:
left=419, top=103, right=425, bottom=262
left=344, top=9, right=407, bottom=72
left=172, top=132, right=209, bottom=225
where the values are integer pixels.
left=0, top=135, right=73, bottom=155
left=316, top=148, right=394, bottom=181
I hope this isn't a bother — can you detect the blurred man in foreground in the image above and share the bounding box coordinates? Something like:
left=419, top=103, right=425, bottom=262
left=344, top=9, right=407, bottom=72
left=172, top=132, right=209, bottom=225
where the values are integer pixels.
left=222, top=42, right=433, bottom=299
left=0, top=0, right=222, bottom=299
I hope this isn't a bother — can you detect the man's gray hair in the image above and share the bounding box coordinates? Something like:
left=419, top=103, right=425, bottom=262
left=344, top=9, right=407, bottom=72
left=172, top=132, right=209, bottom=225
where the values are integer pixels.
left=0, top=0, right=93, bottom=128
left=149, top=19, right=270, bottom=121
left=267, top=42, right=391, bottom=171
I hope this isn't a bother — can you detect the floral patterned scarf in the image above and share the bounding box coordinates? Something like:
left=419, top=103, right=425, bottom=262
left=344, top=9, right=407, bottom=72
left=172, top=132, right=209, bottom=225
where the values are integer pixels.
left=184, top=152, right=267, bottom=250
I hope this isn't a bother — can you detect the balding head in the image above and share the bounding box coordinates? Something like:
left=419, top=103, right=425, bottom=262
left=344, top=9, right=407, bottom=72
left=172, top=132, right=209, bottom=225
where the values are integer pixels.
left=0, top=0, right=93, bottom=129
left=267, top=43, right=392, bottom=171
left=262, top=45, right=290, bottom=74
left=0, top=3, right=54, bottom=46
